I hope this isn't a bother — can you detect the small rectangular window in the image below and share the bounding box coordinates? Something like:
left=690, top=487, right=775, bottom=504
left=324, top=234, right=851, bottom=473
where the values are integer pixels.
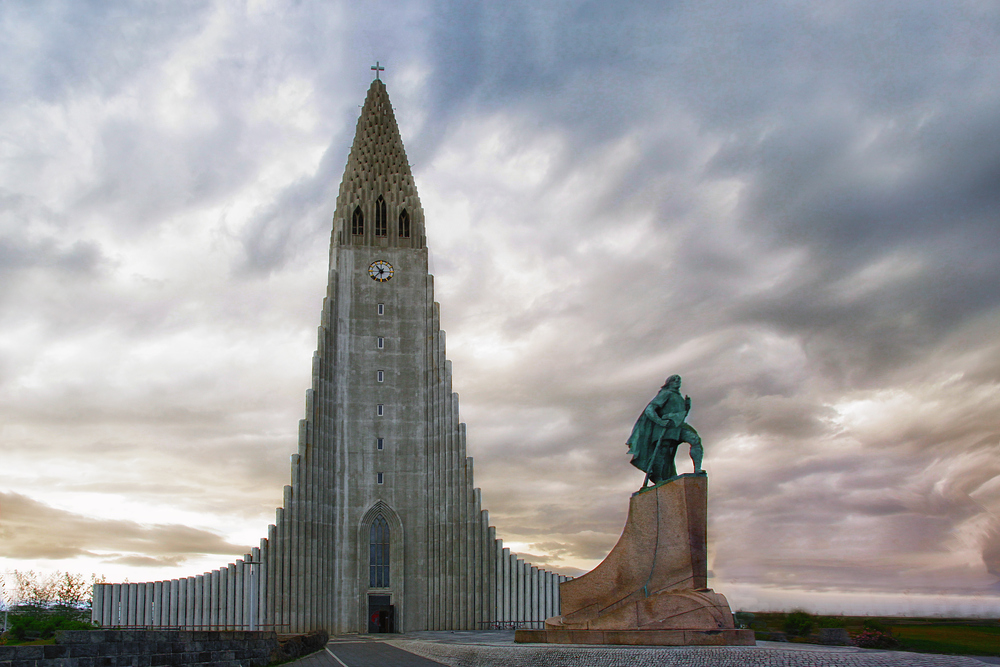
left=377, top=337, right=384, bottom=349
left=377, top=370, right=384, bottom=382
left=377, top=303, right=384, bottom=315
left=377, top=472, right=384, bottom=484
left=377, top=438, right=384, bottom=450
left=377, top=404, right=384, bottom=416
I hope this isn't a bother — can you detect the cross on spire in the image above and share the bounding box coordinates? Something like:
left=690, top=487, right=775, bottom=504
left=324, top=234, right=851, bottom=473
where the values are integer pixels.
left=371, top=61, right=384, bottom=80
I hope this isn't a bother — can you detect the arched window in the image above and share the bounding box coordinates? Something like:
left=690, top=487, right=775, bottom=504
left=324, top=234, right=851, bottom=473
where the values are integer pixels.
left=352, top=206, right=364, bottom=236
left=370, top=516, right=390, bottom=587
left=375, top=195, right=387, bottom=237
left=398, top=209, right=410, bottom=239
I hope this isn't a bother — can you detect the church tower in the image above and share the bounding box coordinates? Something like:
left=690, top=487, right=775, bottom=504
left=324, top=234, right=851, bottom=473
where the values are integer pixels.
left=284, top=76, right=488, bottom=633
left=91, top=77, right=568, bottom=635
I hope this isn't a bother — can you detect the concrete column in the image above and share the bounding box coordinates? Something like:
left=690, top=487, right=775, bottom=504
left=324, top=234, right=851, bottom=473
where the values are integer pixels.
left=235, top=560, right=244, bottom=629
left=428, top=322, right=441, bottom=630
left=531, top=567, right=539, bottom=625
left=204, top=572, right=213, bottom=629
left=100, top=584, right=111, bottom=627
left=274, top=508, right=285, bottom=631
left=167, top=580, right=176, bottom=627
left=135, top=582, right=145, bottom=627
left=226, top=558, right=243, bottom=630
left=501, top=547, right=510, bottom=623
left=143, top=582, right=152, bottom=626
left=510, top=557, right=517, bottom=624
left=210, top=569, right=220, bottom=630
left=518, top=560, right=526, bottom=624
left=118, top=583, right=127, bottom=627
left=474, top=505, right=484, bottom=629
left=299, top=435, right=313, bottom=633
left=215, top=567, right=224, bottom=630
left=280, top=490, right=292, bottom=631
left=548, top=570, right=554, bottom=618
left=109, top=584, right=120, bottom=627
left=180, top=577, right=188, bottom=628
left=91, top=584, right=104, bottom=626
left=123, top=582, right=134, bottom=627
left=175, top=579, right=186, bottom=628
left=432, top=329, right=443, bottom=630
left=265, top=526, right=276, bottom=629
left=254, top=543, right=264, bottom=631
left=287, top=459, right=300, bottom=634
left=150, top=581, right=163, bottom=628
left=193, top=576, right=204, bottom=629
left=144, top=582, right=154, bottom=626
left=487, top=528, right=497, bottom=626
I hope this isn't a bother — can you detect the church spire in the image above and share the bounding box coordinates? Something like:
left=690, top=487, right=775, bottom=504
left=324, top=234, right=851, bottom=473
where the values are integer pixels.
left=332, top=79, right=425, bottom=248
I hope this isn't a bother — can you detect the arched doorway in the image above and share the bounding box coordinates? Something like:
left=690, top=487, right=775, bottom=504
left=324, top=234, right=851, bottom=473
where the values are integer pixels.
left=359, top=501, right=404, bottom=632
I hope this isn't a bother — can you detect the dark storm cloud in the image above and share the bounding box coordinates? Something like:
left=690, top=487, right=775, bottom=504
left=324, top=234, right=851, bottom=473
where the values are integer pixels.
left=0, top=492, right=247, bottom=563
left=236, top=139, right=348, bottom=276
left=410, top=0, right=1000, bottom=594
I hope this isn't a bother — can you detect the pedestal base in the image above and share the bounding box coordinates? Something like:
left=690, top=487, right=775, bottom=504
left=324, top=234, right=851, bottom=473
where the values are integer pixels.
left=515, top=628, right=755, bottom=646
left=517, top=474, right=753, bottom=646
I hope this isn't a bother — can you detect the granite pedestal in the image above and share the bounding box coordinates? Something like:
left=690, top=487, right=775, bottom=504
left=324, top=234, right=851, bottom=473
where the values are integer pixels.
left=516, top=473, right=754, bottom=646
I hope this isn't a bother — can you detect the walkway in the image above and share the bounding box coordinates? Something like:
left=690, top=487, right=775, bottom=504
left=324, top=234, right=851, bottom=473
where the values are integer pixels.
left=286, top=631, right=999, bottom=667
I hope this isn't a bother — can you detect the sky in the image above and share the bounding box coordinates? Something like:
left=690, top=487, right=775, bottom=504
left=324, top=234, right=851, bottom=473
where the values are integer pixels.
left=2, top=0, right=1000, bottom=617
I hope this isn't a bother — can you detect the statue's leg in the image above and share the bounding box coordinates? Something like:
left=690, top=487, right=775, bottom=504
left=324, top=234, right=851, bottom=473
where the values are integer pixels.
left=684, top=426, right=703, bottom=472
left=659, top=442, right=679, bottom=481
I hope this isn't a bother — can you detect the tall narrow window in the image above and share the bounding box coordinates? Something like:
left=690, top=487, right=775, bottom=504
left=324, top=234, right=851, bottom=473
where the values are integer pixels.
left=377, top=303, right=384, bottom=315
left=377, top=404, right=384, bottom=416
left=375, top=195, right=387, bottom=237
left=370, top=516, right=389, bottom=587
left=376, top=472, right=384, bottom=484
left=377, top=337, right=384, bottom=349
left=377, top=370, right=384, bottom=382
left=398, top=209, right=410, bottom=238
left=352, top=206, right=364, bottom=235
left=377, top=438, right=384, bottom=450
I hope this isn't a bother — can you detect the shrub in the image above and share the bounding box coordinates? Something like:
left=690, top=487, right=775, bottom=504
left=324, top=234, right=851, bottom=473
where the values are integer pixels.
left=734, top=612, right=755, bottom=629
left=863, top=618, right=889, bottom=633
left=783, top=610, right=815, bottom=637
left=853, top=628, right=900, bottom=649
left=7, top=605, right=94, bottom=641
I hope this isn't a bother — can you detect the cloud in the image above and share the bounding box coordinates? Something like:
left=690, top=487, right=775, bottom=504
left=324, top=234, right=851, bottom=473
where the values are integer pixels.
left=0, top=492, right=249, bottom=565
left=1, top=0, right=1000, bottom=610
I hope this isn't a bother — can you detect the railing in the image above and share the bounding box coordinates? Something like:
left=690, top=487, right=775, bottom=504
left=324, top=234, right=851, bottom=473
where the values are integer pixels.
left=96, top=623, right=290, bottom=630
left=478, top=620, right=547, bottom=630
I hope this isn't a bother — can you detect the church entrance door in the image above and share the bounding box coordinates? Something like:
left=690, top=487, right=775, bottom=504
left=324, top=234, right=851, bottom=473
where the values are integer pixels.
left=367, top=595, right=394, bottom=633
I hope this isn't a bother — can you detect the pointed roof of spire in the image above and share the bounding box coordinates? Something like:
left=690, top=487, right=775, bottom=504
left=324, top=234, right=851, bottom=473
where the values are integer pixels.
left=341, top=79, right=413, bottom=186
left=332, top=79, right=425, bottom=248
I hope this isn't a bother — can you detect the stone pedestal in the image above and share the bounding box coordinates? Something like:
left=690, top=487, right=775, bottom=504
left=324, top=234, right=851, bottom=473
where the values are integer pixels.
left=515, top=473, right=754, bottom=646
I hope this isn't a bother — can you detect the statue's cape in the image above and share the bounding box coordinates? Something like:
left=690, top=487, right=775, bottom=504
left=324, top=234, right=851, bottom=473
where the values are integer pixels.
left=627, top=387, right=686, bottom=473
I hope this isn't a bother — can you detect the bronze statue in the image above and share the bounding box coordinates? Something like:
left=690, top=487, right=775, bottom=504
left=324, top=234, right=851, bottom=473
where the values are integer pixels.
left=627, top=375, right=703, bottom=486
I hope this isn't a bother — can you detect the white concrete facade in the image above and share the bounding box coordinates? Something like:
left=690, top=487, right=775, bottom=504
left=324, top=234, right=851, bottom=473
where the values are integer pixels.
left=92, top=79, right=564, bottom=634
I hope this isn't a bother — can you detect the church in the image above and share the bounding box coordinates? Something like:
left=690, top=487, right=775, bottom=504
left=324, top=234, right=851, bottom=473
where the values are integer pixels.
left=91, top=76, right=567, bottom=634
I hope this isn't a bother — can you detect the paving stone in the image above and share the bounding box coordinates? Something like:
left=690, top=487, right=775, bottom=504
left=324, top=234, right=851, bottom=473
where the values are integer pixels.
left=371, top=632, right=994, bottom=667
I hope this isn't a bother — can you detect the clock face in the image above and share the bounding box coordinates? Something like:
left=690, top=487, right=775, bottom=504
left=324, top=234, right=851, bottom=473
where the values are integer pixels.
left=368, top=259, right=394, bottom=282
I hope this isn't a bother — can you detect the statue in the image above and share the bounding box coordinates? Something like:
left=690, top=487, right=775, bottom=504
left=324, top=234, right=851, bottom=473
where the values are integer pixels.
left=627, top=375, right=703, bottom=486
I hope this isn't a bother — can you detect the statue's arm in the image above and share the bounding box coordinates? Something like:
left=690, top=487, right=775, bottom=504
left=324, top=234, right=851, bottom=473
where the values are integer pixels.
left=644, top=403, right=672, bottom=427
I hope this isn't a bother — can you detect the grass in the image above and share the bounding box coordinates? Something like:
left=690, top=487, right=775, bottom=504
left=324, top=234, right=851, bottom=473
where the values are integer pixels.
left=742, top=612, right=1000, bottom=657
left=0, top=636, right=57, bottom=647
left=888, top=622, right=1000, bottom=657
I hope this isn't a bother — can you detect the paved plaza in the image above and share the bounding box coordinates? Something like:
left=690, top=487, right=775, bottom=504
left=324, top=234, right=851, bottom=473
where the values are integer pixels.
left=286, top=632, right=1000, bottom=667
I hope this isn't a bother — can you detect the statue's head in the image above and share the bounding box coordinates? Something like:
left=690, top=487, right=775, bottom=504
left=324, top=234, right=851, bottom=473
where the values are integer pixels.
left=662, top=374, right=681, bottom=390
